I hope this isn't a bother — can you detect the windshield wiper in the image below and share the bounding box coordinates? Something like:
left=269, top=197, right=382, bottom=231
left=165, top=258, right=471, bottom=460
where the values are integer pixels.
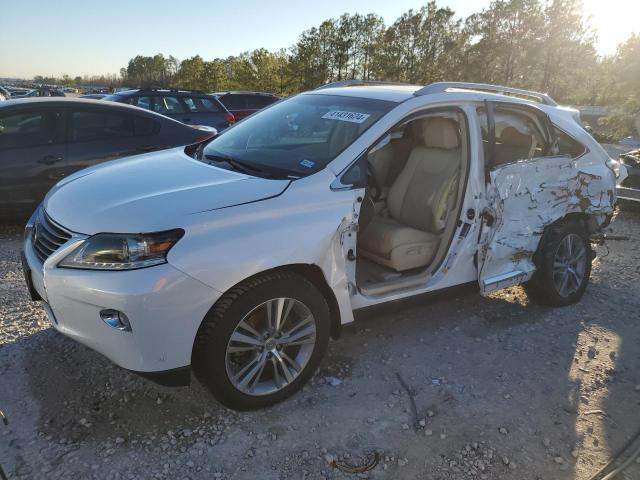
left=204, top=154, right=270, bottom=177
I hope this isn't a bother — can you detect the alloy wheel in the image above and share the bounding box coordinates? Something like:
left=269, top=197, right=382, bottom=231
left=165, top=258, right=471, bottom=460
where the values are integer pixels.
left=552, top=233, right=587, bottom=298
left=225, top=298, right=316, bottom=396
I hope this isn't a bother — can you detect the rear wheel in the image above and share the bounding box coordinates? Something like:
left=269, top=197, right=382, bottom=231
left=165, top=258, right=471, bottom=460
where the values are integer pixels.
left=193, top=271, right=330, bottom=410
left=524, top=222, right=592, bottom=306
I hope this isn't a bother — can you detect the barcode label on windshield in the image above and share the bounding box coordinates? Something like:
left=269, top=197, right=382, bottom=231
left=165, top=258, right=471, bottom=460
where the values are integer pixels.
left=322, top=110, right=371, bottom=124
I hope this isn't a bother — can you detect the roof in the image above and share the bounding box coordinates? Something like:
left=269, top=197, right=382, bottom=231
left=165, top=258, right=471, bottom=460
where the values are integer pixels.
left=113, top=89, right=210, bottom=95
left=1, top=97, right=108, bottom=107
left=306, top=81, right=561, bottom=108
left=306, top=84, right=421, bottom=102
left=0, top=97, right=184, bottom=120
left=212, top=91, right=280, bottom=97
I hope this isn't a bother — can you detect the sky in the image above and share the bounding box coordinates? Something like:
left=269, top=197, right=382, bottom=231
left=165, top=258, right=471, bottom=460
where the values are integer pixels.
left=1, top=0, right=638, bottom=78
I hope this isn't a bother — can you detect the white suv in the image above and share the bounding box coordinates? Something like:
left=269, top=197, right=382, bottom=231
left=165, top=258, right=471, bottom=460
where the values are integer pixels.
left=22, top=81, right=619, bottom=409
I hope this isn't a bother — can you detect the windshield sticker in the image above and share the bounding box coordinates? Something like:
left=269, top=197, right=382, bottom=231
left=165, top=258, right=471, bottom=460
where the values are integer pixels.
left=322, top=110, right=371, bottom=124
left=300, top=159, right=315, bottom=169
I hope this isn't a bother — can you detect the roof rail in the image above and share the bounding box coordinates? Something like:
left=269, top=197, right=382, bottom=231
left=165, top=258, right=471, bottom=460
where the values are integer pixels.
left=315, top=79, right=413, bottom=90
left=136, top=87, right=207, bottom=94
left=414, top=82, right=558, bottom=106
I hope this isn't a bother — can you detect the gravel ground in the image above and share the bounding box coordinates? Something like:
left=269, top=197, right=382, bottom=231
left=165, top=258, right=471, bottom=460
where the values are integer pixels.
left=1, top=209, right=640, bottom=480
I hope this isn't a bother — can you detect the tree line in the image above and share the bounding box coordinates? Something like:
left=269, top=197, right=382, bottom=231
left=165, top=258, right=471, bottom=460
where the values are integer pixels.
left=39, top=0, right=640, bottom=137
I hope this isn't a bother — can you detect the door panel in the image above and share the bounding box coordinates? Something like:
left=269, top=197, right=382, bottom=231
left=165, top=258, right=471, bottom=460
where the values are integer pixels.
left=478, top=154, right=576, bottom=294
left=64, top=109, right=139, bottom=176
left=0, top=108, right=67, bottom=218
left=476, top=102, right=606, bottom=295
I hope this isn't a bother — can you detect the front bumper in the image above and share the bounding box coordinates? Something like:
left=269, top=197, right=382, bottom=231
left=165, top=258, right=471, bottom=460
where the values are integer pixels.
left=22, top=233, right=221, bottom=378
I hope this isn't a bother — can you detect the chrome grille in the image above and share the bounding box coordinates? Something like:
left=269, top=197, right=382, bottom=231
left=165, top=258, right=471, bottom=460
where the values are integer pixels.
left=32, top=211, right=72, bottom=263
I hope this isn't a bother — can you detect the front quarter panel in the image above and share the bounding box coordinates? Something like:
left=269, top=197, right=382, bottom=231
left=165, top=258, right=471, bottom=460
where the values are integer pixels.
left=168, top=168, right=356, bottom=324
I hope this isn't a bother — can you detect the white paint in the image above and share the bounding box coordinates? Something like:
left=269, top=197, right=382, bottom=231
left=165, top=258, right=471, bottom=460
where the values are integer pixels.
left=25, top=86, right=617, bottom=375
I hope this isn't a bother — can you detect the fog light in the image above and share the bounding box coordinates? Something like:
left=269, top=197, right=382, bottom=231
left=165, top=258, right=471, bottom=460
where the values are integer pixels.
left=100, top=309, right=131, bottom=331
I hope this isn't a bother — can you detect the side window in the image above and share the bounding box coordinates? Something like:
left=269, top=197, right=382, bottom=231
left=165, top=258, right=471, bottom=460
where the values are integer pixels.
left=133, top=96, right=151, bottom=110
left=71, top=110, right=133, bottom=142
left=555, top=127, right=586, bottom=158
left=0, top=110, right=63, bottom=149
left=183, top=97, right=221, bottom=113
left=478, top=106, right=549, bottom=166
left=133, top=116, right=159, bottom=136
left=153, top=96, right=185, bottom=114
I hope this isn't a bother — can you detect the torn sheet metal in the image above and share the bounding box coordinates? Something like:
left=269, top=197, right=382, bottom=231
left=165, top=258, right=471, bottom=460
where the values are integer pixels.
left=479, top=156, right=614, bottom=295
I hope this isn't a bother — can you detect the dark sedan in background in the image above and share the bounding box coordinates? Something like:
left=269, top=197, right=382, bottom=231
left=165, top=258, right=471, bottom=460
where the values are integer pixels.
left=104, top=89, right=235, bottom=132
left=212, top=91, right=280, bottom=121
left=0, top=98, right=215, bottom=220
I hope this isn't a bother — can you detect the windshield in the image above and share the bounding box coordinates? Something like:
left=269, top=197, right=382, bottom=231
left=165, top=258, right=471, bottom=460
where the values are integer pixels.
left=201, top=93, right=396, bottom=178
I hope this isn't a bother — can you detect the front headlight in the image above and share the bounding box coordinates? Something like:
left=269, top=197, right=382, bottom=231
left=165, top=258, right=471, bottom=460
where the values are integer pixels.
left=59, top=229, right=184, bottom=270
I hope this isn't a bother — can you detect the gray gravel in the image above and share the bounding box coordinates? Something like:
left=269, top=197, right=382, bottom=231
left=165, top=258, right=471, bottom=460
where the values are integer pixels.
left=1, top=209, right=640, bottom=480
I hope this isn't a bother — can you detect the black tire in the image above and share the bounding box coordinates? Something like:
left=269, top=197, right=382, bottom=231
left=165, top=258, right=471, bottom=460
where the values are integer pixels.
left=524, top=221, right=592, bottom=306
left=192, top=270, right=330, bottom=410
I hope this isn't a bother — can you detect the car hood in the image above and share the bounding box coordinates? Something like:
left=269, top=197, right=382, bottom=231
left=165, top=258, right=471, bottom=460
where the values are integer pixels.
left=44, top=148, right=290, bottom=234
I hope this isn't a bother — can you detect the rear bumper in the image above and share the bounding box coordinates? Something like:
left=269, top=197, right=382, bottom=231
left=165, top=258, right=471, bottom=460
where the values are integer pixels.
left=22, top=233, right=221, bottom=374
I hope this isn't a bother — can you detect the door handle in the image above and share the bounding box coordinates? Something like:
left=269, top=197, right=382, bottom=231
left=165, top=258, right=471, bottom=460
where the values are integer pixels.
left=182, top=118, right=192, bottom=122
left=38, top=155, right=63, bottom=165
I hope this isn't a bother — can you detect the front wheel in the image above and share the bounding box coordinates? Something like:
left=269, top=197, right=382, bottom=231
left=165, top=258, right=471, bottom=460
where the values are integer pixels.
left=524, top=222, right=592, bottom=306
left=193, top=271, right=330, bottom=410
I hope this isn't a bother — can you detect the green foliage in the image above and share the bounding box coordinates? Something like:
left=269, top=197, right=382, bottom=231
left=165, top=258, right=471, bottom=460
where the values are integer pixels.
left=27, top=0, right=639, bottom=136
left=597, top=34, right=640, bottom=138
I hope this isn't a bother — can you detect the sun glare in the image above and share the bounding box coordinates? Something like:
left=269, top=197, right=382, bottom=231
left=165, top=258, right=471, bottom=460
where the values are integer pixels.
left=583, top=0, right=640, bottom=54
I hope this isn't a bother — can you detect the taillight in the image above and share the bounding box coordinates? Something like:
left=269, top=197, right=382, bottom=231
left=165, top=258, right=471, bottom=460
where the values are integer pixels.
left=224, top=112, right=236, bottom=124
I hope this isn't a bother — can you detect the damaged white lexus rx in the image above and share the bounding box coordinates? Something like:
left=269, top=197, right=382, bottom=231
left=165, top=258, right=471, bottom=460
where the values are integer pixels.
left=22, top=81, right=620, bottom=410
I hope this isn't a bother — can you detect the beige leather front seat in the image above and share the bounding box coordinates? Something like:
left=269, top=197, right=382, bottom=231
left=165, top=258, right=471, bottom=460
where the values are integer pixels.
left=358, top=118, right=461, bottom=272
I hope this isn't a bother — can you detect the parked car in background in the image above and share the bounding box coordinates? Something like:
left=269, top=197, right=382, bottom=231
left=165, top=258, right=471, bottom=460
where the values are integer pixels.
left=21, top=81, right=619, bottom=410
left=617, top=148, right=640, bottom=204
left=104, top=89, right=235, bottom=132
left=212, top=91, right=280, bottom=121
left=80, top=93, right=107, bottom=100
left=0, top=87, right=11, bottom=101
left=10, top=89, right=38, bottom=98
left=0, top=98, right=215, bottom=220
left=619, top=148, right=640, bottom=188
left=37, top=88, right=66, bottom=97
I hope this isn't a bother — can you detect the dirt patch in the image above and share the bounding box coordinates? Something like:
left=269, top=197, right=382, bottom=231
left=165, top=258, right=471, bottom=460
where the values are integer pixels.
left=1, top=211, right=640, bottom=479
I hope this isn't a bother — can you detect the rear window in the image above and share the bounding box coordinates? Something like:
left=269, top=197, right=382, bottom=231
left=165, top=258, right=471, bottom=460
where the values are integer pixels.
left=0, top=110, right=64, bottom=149
left=71, top=110, right=133, bottom=142
left=183, top=97, right=221, bottom=113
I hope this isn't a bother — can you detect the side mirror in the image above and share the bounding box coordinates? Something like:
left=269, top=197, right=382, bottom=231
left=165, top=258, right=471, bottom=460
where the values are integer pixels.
left=192, top=125, right=217, bottom=137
